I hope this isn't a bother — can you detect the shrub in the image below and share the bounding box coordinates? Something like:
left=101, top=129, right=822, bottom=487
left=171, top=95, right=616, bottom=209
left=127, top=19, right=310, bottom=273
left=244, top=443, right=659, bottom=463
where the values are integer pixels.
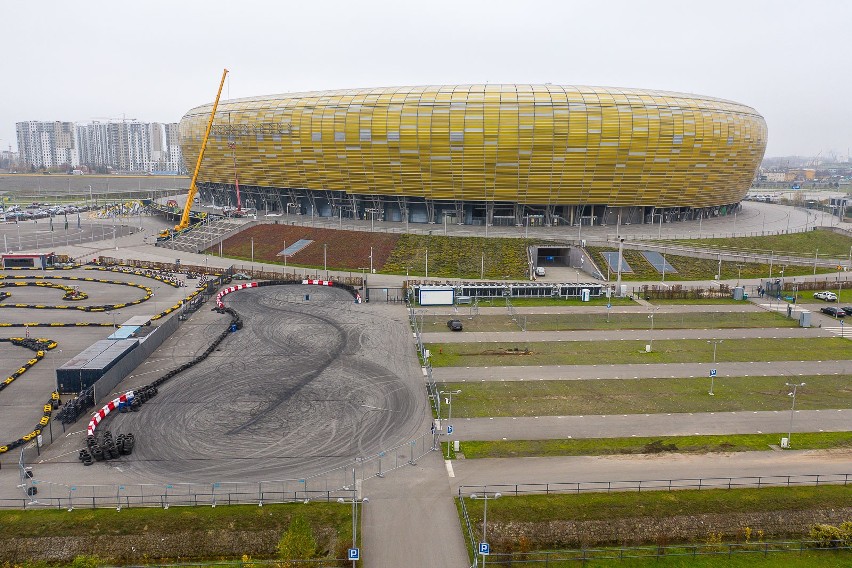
left=278, top=515, right=318, bottom=563
left=809, top=522, right=852, bottom=548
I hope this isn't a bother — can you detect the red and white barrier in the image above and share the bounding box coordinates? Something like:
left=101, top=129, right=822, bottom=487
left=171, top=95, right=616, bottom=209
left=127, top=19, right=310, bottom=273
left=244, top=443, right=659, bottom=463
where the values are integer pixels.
left=87, top=391, right=134, bottom=436
left=216, top=281, right=258, bottom=308
left=302, top=279, right=333, bottom=286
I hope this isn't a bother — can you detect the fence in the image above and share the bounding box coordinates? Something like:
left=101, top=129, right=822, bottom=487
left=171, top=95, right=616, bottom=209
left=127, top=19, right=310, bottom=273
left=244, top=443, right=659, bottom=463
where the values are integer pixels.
left=408, top=295, right=441, bottom=419
left=458, top=473, right=852, bottom=498
left=9, top=429, right=436, bottom=510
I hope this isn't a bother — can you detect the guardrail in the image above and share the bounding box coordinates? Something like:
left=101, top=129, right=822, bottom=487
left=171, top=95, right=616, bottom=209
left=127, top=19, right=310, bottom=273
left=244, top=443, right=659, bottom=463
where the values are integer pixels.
left=458, top=473, right=852, bottom=497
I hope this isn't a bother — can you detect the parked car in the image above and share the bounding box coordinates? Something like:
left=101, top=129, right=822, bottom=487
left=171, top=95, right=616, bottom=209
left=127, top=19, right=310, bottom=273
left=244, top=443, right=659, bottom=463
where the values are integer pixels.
left=447, top=319, right=463, bottom=331
left=814, top=291, right=837, bottom=302
left=841, top=306, right=852, bottom=316
left=820, top=306, right=845, bottom=318
left=535, top=266, right=546, bottom=277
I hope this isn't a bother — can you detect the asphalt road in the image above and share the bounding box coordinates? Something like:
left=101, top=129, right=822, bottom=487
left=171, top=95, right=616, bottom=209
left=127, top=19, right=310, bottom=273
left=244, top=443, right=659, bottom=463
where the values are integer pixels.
left=449, top=409, right=851, bottom=441
left=108, top=285, right=428, bottom=483
left=431, top=360, right=852, bottom=382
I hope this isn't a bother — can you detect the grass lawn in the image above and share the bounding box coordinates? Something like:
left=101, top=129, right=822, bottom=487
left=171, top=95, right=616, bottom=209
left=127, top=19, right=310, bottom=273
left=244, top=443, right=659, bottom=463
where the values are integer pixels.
left=422, top=311, right=794, bottom=332
left=451, top=431, right=852, bottom=459
left=648, top=298, right=745, bottom=305
left=413, top=296, right=637, bottom=308
left=426, top=337, right=852, bottom=367
left=659, top=229, right=852, bottom=259
left=0, top=502, right=351, bottom=540
left=436, top=375, right=852, bottom=417
left=502, top=550, right=852, bottom=567
left=791, top=289, right=852, bottom=304
left=460, top=486, right=851, bottom=524
left=587, top=246, right=834, bottom=281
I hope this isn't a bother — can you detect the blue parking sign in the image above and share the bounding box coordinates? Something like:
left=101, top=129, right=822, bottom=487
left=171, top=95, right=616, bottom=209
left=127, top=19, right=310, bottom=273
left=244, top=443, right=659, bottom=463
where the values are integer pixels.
left=447, top=425, right=454, bottom=434
left=348, top=548, right=360, bottom=560
left=479, top=542, right=490, bottom=555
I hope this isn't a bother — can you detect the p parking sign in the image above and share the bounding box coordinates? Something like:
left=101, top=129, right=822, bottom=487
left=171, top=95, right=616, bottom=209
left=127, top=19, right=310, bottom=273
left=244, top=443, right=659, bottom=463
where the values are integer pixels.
left=348, top=548, right=360, bottom=560
left=479, top=542, right=490, bottom=555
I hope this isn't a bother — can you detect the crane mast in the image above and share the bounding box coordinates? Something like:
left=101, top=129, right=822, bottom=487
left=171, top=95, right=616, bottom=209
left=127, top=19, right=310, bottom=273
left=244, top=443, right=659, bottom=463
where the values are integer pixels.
left=173, top=68, right=229, bottom=234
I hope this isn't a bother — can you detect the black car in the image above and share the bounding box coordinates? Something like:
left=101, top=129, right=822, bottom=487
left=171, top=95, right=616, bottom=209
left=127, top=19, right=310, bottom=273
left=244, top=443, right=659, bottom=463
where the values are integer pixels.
left=841, top=306, right=852, bottom=316
left=820, top=306, right=846, bottom=318
left=447, top=319, right=463, bottom=331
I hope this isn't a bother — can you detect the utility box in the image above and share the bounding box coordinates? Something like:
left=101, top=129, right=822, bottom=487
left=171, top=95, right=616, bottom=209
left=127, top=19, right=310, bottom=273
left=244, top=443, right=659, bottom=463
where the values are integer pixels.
left=619, top=284, right=628, bottom=297
left=581, top=288, right=591, bottom=302
left=799, top=311, right=811, bottom=328
left=732, top=287, right=745, bottom=300
left=780, top=437, right=789, bottom=449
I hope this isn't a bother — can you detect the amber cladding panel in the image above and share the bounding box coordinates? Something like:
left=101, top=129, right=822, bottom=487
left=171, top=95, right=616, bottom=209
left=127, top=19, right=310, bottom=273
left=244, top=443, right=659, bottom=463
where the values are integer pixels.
left=179, top=85, right=767, bottom=208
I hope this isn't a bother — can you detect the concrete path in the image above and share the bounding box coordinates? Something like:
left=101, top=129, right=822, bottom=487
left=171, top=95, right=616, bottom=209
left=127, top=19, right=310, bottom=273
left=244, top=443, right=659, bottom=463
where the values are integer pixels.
left=362, top=450, right=469, bottom=568
left=450, top=409, right=850, bottom=441
left=432, top=360, right=852, bottom=382
left=449, top=450, right=852, bottom=493
left=424, top=326, right=828, bottom=343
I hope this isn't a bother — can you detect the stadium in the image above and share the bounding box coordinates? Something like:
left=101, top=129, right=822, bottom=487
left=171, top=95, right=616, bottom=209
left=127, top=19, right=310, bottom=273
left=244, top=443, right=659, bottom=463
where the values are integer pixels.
left=179, top=85, right=767, bottom=227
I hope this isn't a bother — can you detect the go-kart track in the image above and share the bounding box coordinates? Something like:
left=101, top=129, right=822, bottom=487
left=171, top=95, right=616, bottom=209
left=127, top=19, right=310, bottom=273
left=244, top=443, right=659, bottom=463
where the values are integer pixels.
left=108, top=284, right=427, bottom=483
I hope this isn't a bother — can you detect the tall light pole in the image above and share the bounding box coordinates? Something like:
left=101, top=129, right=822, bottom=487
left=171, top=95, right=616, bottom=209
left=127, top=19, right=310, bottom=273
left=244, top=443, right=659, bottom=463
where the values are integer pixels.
left=369, top=246, right=373, bottom=275
left=323, top=243, right=328, bottom=279
left=470, top=492, right=500, bottom=567
left=439, top=389, right=461, bottom=458
left=250, top=237, right=254, bottom=264
left=648, top=307, right=659, bottom=352
left=111, top=311, right=122, bottom=334
left=425, top=248, right=429, bottom=278
left=785, top=382, right=806, bottom=448
left=707, top=339, right=722, bottom=396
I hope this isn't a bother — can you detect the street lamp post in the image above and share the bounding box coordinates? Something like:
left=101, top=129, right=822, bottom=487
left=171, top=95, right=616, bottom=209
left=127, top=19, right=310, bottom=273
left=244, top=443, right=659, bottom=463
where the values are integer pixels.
left=250, top=237, right=254, bottom=264
left=647, top=307, right=659, bottom=352
left=111, top=311, right=122, bottom=334
left=323, top=243, right=328, bottom=279
left=707, top=339, right=722, bottom=395
left=469, top=492, right=501, bottom=567
left=439, top=389, right=461, bottom=458
left=785, top=382, right=806, bottom=448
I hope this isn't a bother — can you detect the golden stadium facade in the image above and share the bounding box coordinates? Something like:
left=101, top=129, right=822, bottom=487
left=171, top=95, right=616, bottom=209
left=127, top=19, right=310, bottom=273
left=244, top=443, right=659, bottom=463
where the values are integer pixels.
left=179, top=85, right=767, bottom=226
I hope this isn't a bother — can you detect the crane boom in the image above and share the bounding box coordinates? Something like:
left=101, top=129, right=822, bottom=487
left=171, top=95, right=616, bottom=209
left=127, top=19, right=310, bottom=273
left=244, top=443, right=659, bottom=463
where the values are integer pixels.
left=174, top=68, right=229, bottom=233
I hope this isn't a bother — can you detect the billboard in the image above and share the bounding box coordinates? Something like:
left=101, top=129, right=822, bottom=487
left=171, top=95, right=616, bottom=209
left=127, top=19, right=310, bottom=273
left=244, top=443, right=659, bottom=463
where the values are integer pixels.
left=418, top=286, right=455, bottom=306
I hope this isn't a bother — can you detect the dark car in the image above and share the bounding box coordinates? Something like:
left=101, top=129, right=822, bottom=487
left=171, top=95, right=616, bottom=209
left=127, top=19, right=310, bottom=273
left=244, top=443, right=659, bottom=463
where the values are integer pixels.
left=447, top=319, right=463, bottom=331
left=820, top=306, right=846, bottom=318
left=841, top=306, right=852, bottom=316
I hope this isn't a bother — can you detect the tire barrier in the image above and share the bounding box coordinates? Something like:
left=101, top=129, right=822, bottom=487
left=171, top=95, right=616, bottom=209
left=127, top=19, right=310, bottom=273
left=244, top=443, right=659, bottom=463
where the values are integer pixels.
left=0, top=322, right=115, bottom=328
left=55, top=386, right=95, bottom=426
left=0, top=337, right=57, bottom=394
left=0, top=280, right=89, bottom=301
left=85, top=265, right=182, bottom=288
left=0, top=392, right=59, bottom=455
left=214, top=279, right=362, bottom=309
left=0, top=275, right=153, bottom=311
left=0, top=292, right=10, bottom=302
left=80, top=430, right=135, bottom=465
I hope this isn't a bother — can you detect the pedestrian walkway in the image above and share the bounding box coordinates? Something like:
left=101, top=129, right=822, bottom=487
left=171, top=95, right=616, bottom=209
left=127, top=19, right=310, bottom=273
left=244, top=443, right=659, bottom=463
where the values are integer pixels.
left=453, top=409, right=850, bottom=441
left=362, top=450, right=469, bottom=568
left=823, top=326, right=852, bottom=339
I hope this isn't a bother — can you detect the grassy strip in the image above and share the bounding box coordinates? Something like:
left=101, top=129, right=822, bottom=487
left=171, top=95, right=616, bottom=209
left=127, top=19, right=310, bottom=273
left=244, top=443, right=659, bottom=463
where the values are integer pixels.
left=427, top=337, right=852, bottom=367
left=412, top=296, right=637, bottom=308
left=423, top=311, right=794, bottom=332
left=452, top=432, right=852, bottom=459
left=0, top=502, right=350, bottom=540
left=508, top=550, right=852, bottom=567
left=437, top=376, right=852, bottom=417
left=658, top=230, right=852, bottom=258
left=460, top=486, right=852, bottom=523
left=587, top=245, right=835, bottom=281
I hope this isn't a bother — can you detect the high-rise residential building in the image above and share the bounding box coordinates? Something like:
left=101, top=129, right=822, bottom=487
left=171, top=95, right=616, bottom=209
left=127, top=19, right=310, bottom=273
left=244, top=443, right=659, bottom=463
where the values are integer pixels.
left=164, top=122, right=184, bottom=174
left=75, top=120, right=184, bottom=173
left=15, top=121, right=78, bottom=169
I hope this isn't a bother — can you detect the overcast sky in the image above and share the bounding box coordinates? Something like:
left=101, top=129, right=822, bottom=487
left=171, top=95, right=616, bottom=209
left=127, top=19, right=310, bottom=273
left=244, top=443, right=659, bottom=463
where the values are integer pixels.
left=2, top=0, right=849, bottom=159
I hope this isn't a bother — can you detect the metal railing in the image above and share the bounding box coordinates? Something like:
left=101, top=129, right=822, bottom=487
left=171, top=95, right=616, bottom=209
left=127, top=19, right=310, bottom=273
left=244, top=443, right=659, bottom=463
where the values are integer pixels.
left=459, top=473, right=852, bottom=498
left=7, top=429, right=435, bottom=510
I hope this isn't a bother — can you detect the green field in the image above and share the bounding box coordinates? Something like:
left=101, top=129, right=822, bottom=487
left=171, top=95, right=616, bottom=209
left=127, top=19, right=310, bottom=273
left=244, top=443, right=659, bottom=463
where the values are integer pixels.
left=660, top=229, right=852, bottom=259
left=423, top=310, right=794, bottom=332
left=427, top=337, right=852, bottom=367
left=437, top=375, right=852, bottom=417
left=452, top=432, right=852, bottom=459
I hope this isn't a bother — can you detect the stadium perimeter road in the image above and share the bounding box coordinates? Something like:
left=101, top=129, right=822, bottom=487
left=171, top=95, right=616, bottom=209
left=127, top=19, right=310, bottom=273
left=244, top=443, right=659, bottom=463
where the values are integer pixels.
left=448, top=450, right=852, bottom=493
left=451, top=409, right=850, bottom=441
left=99, top=285, right=428, bottom=484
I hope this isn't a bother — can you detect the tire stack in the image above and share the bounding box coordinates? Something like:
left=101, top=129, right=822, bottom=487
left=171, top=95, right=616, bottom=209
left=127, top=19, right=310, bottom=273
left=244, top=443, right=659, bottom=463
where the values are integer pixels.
left=116, top=433, right=135, bottom=455
left=80, top=430, right=134, bottom=466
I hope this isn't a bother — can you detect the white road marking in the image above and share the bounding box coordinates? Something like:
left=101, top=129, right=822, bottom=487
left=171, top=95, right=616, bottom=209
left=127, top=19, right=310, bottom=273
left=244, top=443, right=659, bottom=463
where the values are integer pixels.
left=445, top=460, right=455, bottom=477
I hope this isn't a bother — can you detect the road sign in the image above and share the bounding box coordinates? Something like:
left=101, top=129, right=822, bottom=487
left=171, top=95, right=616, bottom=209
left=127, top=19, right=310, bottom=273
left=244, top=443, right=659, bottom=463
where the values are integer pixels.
left=348, top=548, right=360, bottom=560
left=606, top=302, right=611, bottom=309
left=710, top=369, right=717, bottom=377
left=446, top=425, right=454, bottom=434
left=479, top=542, right=490, bottom=555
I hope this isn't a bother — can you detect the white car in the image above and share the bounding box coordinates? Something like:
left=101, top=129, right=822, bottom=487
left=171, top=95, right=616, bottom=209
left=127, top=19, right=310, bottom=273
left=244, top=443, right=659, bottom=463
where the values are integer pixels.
left=814, top=291, right=837, bottom=302
left=535, top=266, right=546, bottom=277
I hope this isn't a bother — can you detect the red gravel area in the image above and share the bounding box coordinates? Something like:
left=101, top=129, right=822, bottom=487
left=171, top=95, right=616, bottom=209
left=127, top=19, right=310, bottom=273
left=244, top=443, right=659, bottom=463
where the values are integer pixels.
left=210, top=224, right=400, bottom=270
